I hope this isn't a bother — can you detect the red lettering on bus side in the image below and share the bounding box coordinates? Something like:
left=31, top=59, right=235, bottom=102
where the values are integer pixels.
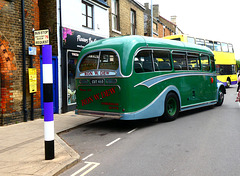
left=81, top=96, right=94, bottom=106
left=81, top=99, right=87, bottom=106
left=85, top=72, right=93, bottom=76
left=100, top=71, right=106, bottom=75
left=94, top=93, right=100, bottom=100
left=109, top=87, right=116, bottom=94
left=109, top=106, right=119, bottom=110
left=88, top=96, right=94, bottom=103
left=101, top=91, right=107, bottom=99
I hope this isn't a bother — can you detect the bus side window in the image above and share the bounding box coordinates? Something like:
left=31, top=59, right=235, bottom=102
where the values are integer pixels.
left=210, top=56, right=215, bottom=72
left=196, top=38, right=205, bottom=46
left=187, top=37, right=195, bottom=44
left=134, top=50, right=153, bottom=73
left=201, top=55, right=210, bottom=71
left=228, top=44, right=234, bottom=53
left=153, top=50, right=172, bottom=71
left=221, top=43, right=229, bottom=52
left=187, top=53, right=200, bottom=70
left=205, top=40, right=214, bottom=51
left=214, top=41, right=222, bottom=51
left=172, top=52, right=187, bottom=71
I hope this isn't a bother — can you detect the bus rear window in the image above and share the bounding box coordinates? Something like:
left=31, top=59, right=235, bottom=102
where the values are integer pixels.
left=79, top=51, right=119, bottom=71
left=99, top=51, right=119, bottom=70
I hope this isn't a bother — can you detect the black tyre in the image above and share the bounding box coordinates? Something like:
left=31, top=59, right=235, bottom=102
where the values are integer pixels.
left=162, top=92, right=180, bottom=121
left=216, top=88, right=224, bottom=106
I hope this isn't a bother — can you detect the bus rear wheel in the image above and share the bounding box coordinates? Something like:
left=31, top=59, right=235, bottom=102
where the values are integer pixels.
left=162, top=92, right=180, bottom=121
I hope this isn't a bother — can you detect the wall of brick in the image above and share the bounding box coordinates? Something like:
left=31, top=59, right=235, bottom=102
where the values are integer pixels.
left=144, top=3, right=177, bottom=38
left=108, top=0, right=144, bottom=37
left=39, top=0, right=58, bottom=56
left=0, top=0, right=41, bottom=125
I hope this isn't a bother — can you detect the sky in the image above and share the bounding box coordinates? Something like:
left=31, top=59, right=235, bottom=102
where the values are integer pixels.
left=137, top=0, right=240, bottom=60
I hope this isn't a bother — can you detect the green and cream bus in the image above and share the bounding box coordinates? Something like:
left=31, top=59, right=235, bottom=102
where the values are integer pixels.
left=75, top=36, right=225, bottom=121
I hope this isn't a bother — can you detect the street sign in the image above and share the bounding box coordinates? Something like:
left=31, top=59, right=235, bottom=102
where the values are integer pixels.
left=34, top=29, right=49, bottom=46
left=28, top=46, right=37, bottom=55
left=28, top=68, right=37, bottom=93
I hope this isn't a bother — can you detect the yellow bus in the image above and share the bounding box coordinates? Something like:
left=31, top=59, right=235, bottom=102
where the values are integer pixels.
left=164, top=34, right=237, bottom=87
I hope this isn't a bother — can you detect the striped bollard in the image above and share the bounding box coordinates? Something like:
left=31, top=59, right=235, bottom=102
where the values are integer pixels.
left=42, top=45, right=55, bottom=160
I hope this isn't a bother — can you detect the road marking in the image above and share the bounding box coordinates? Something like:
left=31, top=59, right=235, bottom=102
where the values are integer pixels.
left=71, top=162, right=100, bottom=176
left=106, top=138, right=121, bottom=147
left=82, top=153, right=94, bottom=161
left=127, top=128, right=137, bottom=134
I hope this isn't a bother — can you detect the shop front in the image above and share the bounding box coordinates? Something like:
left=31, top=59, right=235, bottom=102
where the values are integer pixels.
left=61, top=27, right=104, bottom=112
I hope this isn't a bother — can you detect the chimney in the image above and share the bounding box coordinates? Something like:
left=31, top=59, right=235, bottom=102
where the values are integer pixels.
left=144, top=3, right=149, bottom=10
left=153, top=4, right=159, bottom=18
left=171, top=15, right=177, bottom=25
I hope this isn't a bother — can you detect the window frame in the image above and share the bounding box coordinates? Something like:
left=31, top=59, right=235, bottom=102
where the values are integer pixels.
left=112, top=0, right=120, bottom=31
left=200, top=54, right=210, bottom=72
left=131, top=9, right=136, bottom=35
left=82, top=1, right=93, bottom=29
left=152, top=49, right=172, bottom=71
left=79, top=50, right=119, bottom=72
left=172, top=51, right=188, bottom=71
left=187, top=53, right=201, bottom=71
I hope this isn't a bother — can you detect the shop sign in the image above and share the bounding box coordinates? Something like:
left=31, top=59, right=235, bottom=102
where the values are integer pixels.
left=63, top=27, right=103, bottom=50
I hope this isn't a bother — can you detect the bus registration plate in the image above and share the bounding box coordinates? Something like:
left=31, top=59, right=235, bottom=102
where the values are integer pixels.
left=90, top=79, right=104, bottom=85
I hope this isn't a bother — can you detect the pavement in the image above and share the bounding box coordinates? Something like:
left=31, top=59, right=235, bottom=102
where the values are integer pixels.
left=0, top=111, right=100, bottom=176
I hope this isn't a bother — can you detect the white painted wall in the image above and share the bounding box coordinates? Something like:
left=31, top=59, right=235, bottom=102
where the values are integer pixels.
left=61, top=0, right=109, bottom=38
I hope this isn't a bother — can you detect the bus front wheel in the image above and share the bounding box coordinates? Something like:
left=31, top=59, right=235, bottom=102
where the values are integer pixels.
left=216, top=88, right=224, bottom=106
left=162, top=92, right=180, bottom=121
left=226, top=78, right=231, bottom=88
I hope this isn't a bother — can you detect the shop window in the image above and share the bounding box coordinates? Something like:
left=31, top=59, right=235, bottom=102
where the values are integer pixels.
left=67, top=51, right=80, bottom=105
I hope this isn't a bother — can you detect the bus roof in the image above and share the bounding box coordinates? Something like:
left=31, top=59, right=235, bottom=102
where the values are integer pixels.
left=79, top=35, right=213, bottom=76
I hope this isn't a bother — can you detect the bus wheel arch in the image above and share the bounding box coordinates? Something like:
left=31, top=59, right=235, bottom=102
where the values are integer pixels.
left=161, top=91, right=180, bottom=121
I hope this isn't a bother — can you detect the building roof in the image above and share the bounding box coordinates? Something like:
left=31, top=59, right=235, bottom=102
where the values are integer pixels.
left=132, top=0, right=145, bottom=10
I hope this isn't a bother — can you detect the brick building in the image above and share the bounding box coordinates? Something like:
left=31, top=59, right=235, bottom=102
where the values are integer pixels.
left=0, top=0, right=160, bottom=125
left=108, top=0, right=145, bottom=37
left=144, top=3, right=183, bottom=38
left=0, top=0, right=41, bottom=125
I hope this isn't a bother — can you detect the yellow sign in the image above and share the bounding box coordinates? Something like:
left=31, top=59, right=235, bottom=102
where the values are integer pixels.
left=28, top=68, right=37, bottom=93
left=34, top=29, right=49, bottom=45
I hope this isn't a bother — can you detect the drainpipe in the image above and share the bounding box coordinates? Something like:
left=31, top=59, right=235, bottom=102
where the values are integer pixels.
left=57, top=0, right=63, bottom=113
left=151, top=0, right=153, bottom=37
left=21, top=0, right=27, bottom=122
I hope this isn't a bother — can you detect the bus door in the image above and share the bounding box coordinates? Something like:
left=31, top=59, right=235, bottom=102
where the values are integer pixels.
left=200, top=54, right=217, bottom=101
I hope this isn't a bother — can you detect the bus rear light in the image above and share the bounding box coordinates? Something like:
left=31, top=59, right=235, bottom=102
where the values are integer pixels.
left=122, top=108, right=125, bottom=112
left=79, top=79, right=89, bottom=84
left=106, top=79, right=117, bottom=84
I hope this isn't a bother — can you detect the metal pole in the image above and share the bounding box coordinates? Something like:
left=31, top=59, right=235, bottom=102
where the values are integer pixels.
left=42, top=45, right=54, bottom=160
left=151, top=0, right=153, bottom=37
left=30, top=54, right=34, bottom=120
left=21, top=0, right=27, bottom=122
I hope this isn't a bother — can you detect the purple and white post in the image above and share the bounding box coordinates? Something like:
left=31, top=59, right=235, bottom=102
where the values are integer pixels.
left=42, top=45, right=54, bottom=160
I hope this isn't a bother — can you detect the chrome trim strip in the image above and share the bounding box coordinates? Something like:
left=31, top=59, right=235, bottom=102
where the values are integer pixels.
left=75, top=109, right=122, bottom=119
left=135, top=72, right=216, bottom=88
left=181, top=100, right=217, bottom=111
